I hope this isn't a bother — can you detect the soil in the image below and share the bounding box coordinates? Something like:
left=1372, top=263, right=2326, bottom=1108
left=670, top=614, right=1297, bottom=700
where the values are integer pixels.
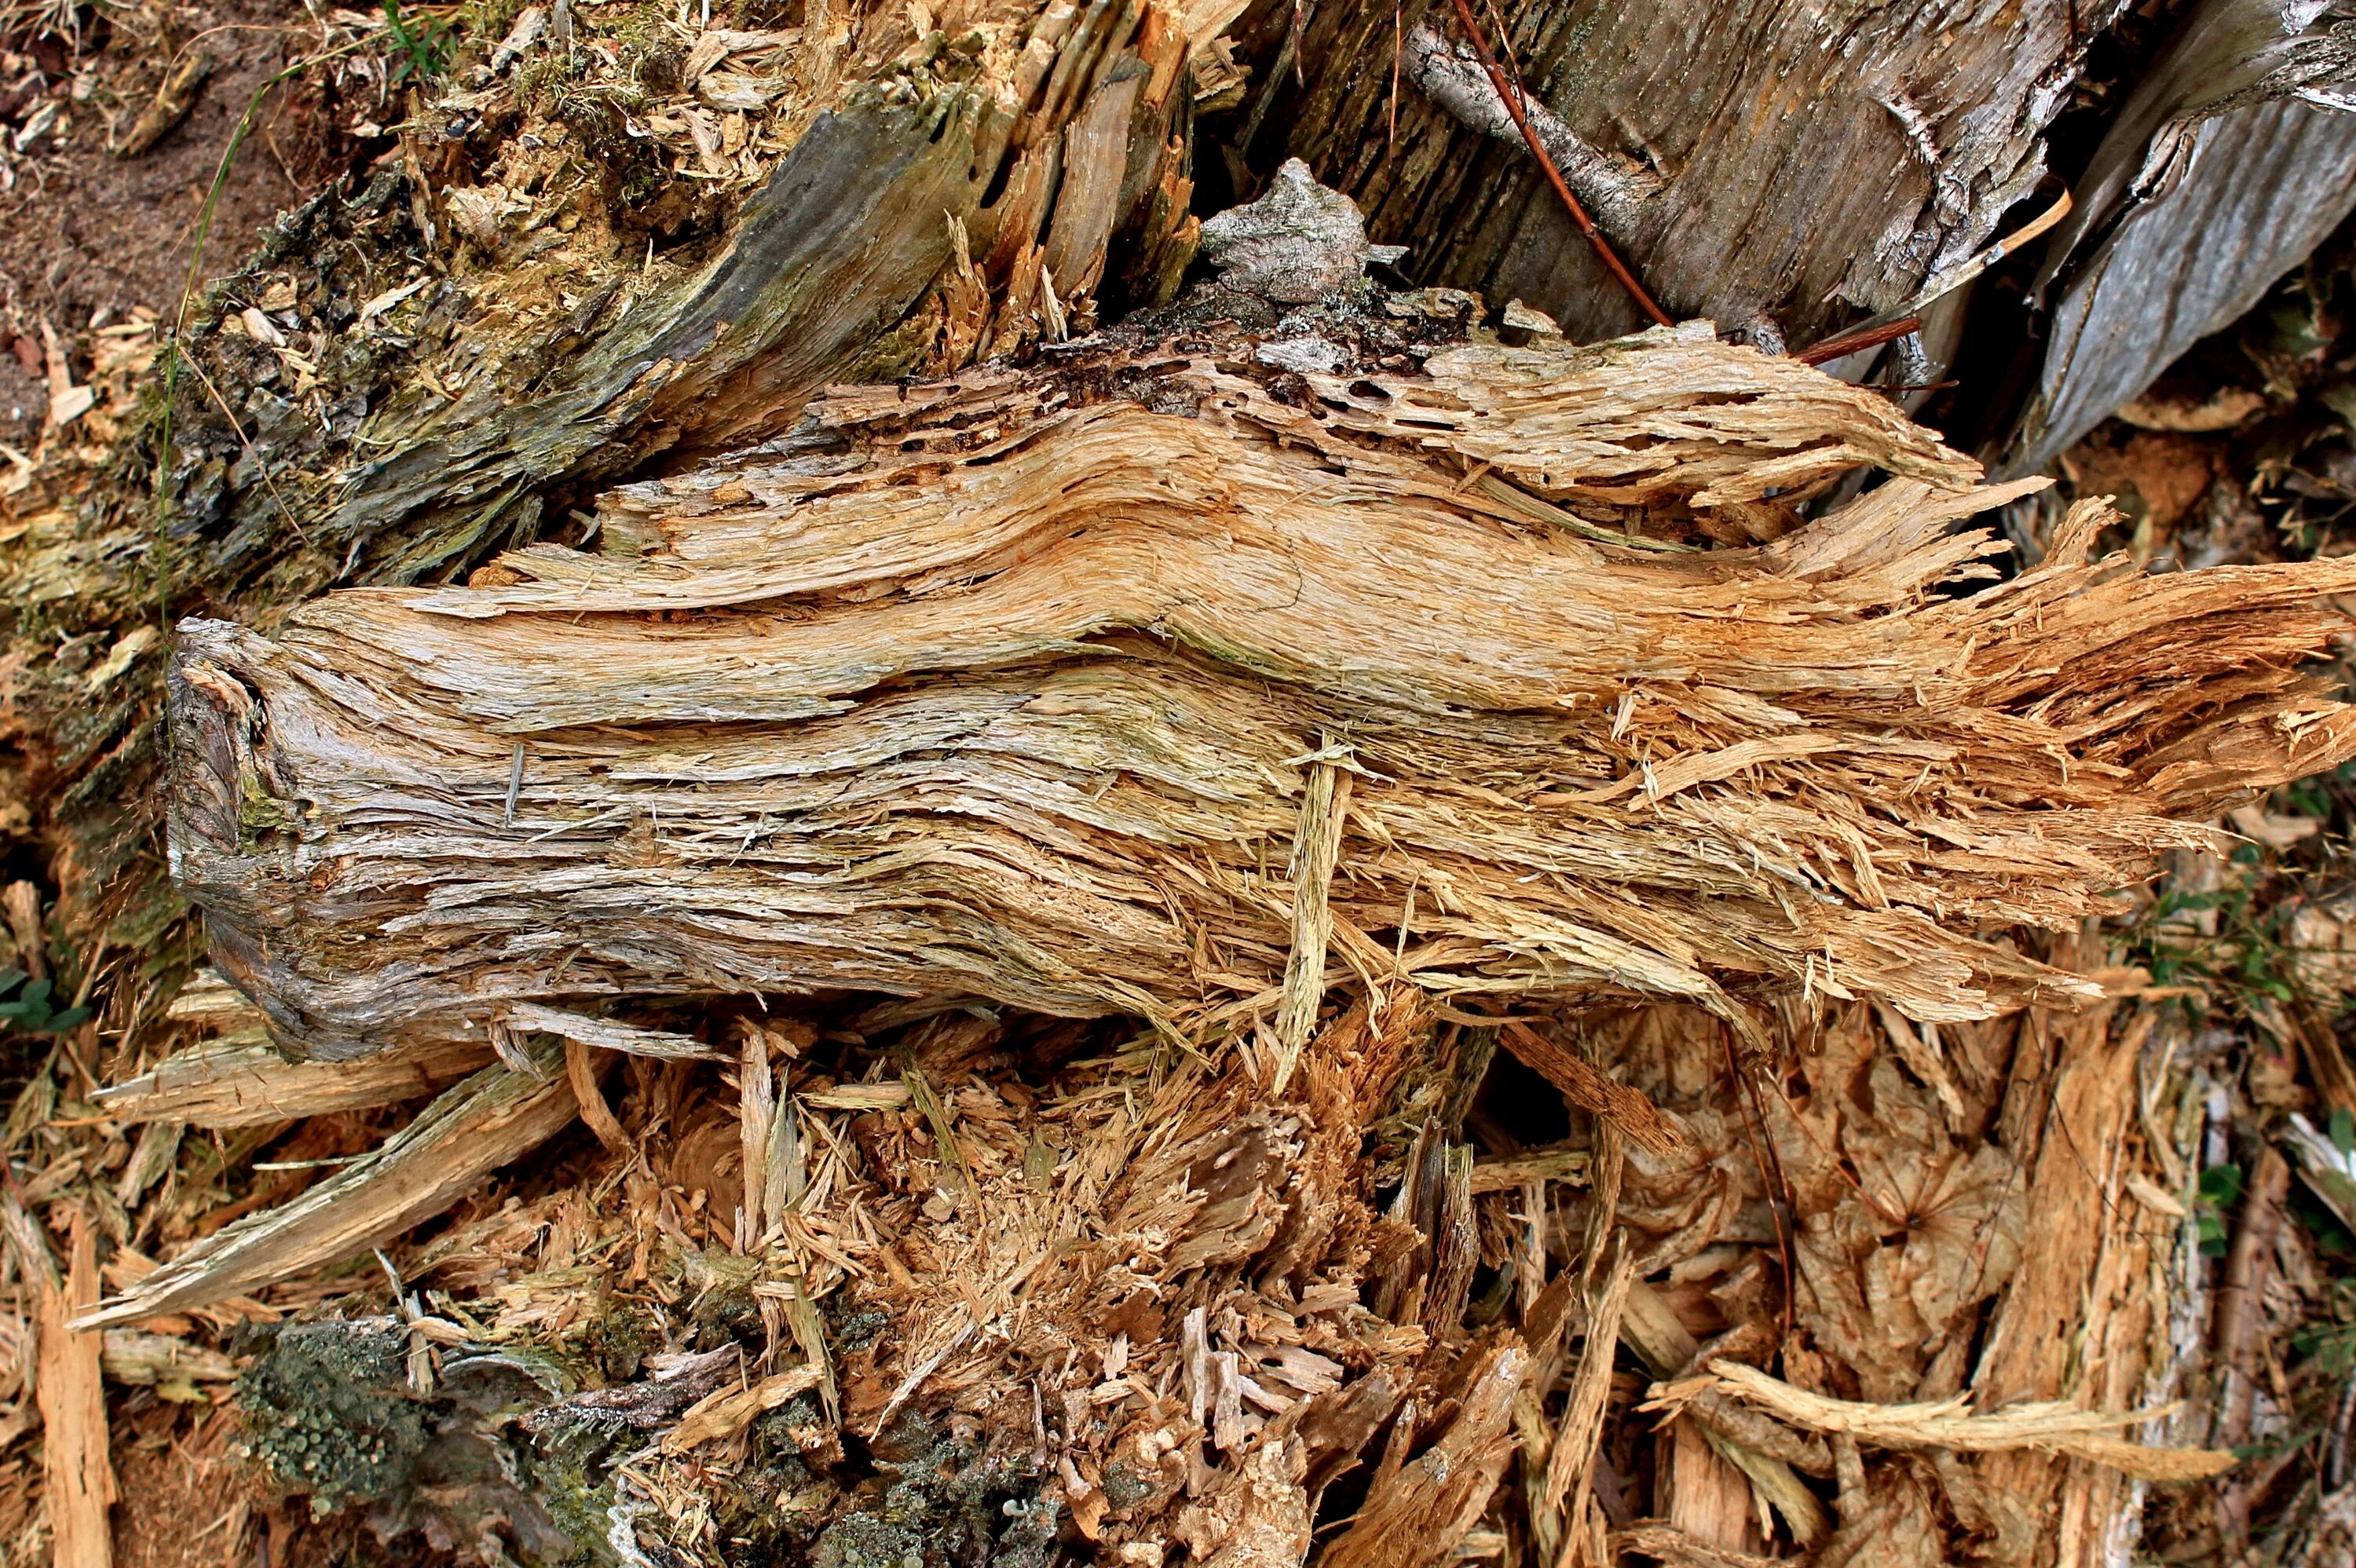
left=0, top=0, right=336, bottom=453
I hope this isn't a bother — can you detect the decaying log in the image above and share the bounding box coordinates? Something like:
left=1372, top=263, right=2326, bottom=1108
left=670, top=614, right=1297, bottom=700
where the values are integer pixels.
left=164, top=302, right=2356, bottom=1063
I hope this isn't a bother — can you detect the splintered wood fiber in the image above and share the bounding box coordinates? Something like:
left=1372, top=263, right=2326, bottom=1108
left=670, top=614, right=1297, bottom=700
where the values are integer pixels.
left=164, top=320, right=2356, bottom=1061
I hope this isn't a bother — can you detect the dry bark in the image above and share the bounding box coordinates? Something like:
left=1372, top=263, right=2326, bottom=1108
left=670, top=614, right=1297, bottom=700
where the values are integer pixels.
left=2005, top=98, right=2356, bottom=472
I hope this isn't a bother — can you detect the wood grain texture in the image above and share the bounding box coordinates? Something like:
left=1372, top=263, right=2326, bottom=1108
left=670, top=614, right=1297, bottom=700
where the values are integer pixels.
left=2005, top=98, right=2356, bottom=473
left=36, top=1212, right=113, bottom=1568
left=161, top=315, right=2356, bottom=1064
left=1268, top=0, right=2127, bottom=343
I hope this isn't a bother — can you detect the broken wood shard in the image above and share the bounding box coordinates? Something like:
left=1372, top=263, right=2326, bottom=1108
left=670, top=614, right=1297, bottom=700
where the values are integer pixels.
left=75, top=1041, right=579, bottom=1328
left=1661, top=1358, right=2239, bottom=1482
left=36, top=1213, right=114, bottom=1568
left=94, top=1036, right=496, bottom=1127
left=165, top=317, right=2356, bottom=1062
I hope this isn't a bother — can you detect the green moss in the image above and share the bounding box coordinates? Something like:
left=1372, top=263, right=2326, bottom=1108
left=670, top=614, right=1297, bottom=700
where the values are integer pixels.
left=825, top=1303, right=889, bottom=1354
left=238, top=770, right=298, bottom=849
left=811, top=1511, right=928, bottom=1568
left=575, top=1298, right=652, bottom=1383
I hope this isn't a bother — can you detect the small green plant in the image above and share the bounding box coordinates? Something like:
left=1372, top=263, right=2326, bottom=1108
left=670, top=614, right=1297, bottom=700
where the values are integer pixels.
left=2197, top=1162, right=2245, bottom=1258
left=0, top=970, right=90, bottom=1034
left=381, top=0, right=452, bottom=85
left=2125, top=872, right=2303, bottom=1011
left=2293, top=1278, right=2356, bottom=1375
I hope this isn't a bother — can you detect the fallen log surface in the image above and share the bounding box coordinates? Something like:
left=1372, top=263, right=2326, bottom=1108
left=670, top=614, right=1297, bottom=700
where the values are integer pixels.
left=165, top=302, right=2356, bottom=1062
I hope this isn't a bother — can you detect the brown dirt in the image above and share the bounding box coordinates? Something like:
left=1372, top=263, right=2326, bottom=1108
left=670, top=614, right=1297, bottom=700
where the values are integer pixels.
left=0, top=0, right=336, bottom=453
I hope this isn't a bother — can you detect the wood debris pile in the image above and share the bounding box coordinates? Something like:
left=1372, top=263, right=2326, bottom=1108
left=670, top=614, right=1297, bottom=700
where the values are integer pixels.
left=5, top=924, right=2233, bottom=1568
left=6, top=2, right=2356, bottom=1565
left=5, top=293, right=2336, bottom=1565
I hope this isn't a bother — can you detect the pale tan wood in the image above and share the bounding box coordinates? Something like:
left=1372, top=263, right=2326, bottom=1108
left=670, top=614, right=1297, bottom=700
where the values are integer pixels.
left=76, top=1041, right=579, bottom=1329
left=36, top=1212, right=113, bottom=1568
left=93, top=1036, right=496, bottom=1127
left=164, top=320, right=2356, bottom=1067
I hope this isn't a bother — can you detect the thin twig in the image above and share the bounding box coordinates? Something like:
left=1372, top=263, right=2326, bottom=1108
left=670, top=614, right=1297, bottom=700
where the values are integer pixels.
left=1791, top=188, right=2072, bottom=365
left=1722, top=1024, right=1798, bottom=1347
left=1446, top=0, right=1670, bottom=328
left=1794, top=316, right=1921, bottom=367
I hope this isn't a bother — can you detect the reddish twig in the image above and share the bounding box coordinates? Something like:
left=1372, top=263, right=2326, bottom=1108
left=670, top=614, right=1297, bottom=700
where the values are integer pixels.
left=1446, top=0, right=1671, bottom=328
left=1793, top=315, right=1922, bottom=367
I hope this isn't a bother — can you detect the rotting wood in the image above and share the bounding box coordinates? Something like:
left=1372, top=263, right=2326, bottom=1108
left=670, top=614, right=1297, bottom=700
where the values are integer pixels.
left=1541, top=1237, right=1634, bottom=1566
left=114, top=48, right=213, bottom=159
left=162, top=309, right=2356, bottom=1067
left=1501, top=1023, right=1688, bottom=1157
left=1319, top=1336, right=1529, bottom=1568
left=8, top=11, right=2354, bottom=1566
left=320, top=0, right=1208, bottom=583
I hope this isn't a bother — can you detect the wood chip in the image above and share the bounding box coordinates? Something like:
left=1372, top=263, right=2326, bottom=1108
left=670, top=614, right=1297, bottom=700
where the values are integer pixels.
left=1500, top=1023, right=1689, bottom=1156
left=664, top=1363, right=824, bottom=1450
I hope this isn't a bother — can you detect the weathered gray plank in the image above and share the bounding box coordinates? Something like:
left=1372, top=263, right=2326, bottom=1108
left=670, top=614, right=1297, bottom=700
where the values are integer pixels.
left=2003, top=100, right=2356, bottom=474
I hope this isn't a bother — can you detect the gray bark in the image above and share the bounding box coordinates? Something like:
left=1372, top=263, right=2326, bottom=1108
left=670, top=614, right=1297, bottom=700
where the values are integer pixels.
left=1275, top=0, right=2131, bottom=344
left=2004, top=99, right=2356, bottom=473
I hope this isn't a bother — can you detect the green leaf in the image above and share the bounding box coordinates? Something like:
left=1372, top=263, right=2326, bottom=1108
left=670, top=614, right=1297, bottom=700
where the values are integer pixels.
left=2333, top=1106, right=2355, bottom=1157
left=34, top=1006, right=90, bottom=1034
left=2201, top=1163, right=2247, bottom=1208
